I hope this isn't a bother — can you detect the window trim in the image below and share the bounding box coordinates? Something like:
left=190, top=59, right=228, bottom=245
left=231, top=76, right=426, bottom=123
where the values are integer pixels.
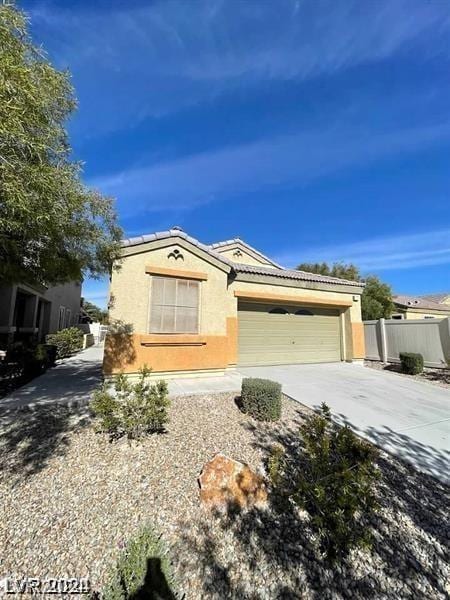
left=148, top=275, right=201, bottom=334
left=58, top=306, right=66, bottom=330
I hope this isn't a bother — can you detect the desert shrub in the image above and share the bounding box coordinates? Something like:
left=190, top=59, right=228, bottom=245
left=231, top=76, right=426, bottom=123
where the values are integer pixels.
left=399, top=352, right=424, bottom=375
left=101, top=525, right=176, bottom=600
left=46, top=327, right=83, bottom=359
left=240, top=377, right=282, bottom=421
left=291, top=403, right=379, bottom=561
left=91, top=366, right=170, bottom=440
left=267, top=443, right=286, bottom=487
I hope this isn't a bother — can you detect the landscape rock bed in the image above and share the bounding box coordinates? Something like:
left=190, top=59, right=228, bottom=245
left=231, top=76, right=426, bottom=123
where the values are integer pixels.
left=365, top=360, right=450, bottom=389
left=0, top=393, right=448, bottom=599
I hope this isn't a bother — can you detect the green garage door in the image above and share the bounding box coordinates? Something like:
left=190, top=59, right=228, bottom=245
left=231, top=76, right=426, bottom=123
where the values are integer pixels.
left=238, top=302, right=342, bottom=366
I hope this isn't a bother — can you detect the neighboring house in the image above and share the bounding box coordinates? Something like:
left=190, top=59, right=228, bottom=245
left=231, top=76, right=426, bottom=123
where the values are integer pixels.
left=104, top=227, right=365, bottom=378
left=0, top=281, right=82, bottom=346
left=392, top=294, right=450, bottom=320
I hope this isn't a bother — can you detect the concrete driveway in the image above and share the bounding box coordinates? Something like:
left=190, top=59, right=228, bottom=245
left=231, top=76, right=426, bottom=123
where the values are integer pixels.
left=239, top=363, right=450, bottom=482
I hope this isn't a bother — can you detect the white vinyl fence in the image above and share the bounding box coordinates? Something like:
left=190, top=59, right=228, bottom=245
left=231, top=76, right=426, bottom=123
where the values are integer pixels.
left=364, top=317, right=450, bottom=369
left=76, top=322, right=109, bottom=344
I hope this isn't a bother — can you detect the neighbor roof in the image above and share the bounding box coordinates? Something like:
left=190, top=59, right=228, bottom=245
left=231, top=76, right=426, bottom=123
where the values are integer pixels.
left=393, top=294, right=450, bottom=311
left=121, top=227, right=362, bottom=288
left=419, top=292, right=450, bottom=304
left=210, top=238, right=284, bottom=269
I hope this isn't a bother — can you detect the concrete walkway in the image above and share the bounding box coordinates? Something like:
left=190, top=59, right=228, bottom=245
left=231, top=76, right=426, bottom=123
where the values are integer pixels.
left=167, top=370, right=242, bottom=396
left=239, top=363, right=450, bottom=482
left=0, top=344, right=104, bottom=411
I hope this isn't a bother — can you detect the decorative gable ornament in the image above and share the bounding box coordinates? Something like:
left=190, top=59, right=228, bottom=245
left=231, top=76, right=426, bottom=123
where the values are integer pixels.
left=168, top=248, right=184, bottom=261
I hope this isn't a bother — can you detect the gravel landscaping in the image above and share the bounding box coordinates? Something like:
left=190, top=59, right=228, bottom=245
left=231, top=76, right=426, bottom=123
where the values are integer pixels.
left=0, top=393, right=449, bottom=599
left=365, top=360, right=450, bottom=389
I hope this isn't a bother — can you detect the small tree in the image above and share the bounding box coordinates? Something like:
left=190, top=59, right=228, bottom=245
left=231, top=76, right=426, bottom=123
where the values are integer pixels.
left=297, top=262, right=360, bottom=282
left=361, top=276, right=394, bottom=320
left=82, top=300, right=108, bottom=323
left=0, top=2, right=122, bottom=286
left=297, top=262, right=394, bottom=320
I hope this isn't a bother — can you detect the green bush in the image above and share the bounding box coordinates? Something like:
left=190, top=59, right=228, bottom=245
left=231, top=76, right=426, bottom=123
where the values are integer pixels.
left=240, top=377, right=282, bottom=421
left=6, top=342, right=50, bottom=378
left=22, top=344, right=47, bottom=378
left=46, top=327, right=84, bottom=359
left=91, top=366, right=170, bottom=440
left=399, top=352, right=424, bottom=375
left=43, top=343, right=57, bottom=367
left=291, top=403, right=379, bottom=561
left=267, top=443, right=285, bottom=487
left=101, top=525, right=176, bottom=600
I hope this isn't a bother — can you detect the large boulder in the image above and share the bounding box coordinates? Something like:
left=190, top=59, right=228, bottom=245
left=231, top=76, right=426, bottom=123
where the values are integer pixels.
left=198, top=453, right=267, bottom=511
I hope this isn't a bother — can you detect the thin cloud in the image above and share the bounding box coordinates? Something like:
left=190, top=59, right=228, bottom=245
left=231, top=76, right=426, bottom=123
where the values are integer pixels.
left=89, top=119, right=450, bottom=217
left=28, top=0, right=450, bottom=133
left=275, top=229, right=450, bottom=271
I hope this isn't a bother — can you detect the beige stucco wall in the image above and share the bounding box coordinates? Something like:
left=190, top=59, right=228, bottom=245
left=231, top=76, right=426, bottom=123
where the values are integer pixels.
left=46, top=282, right=82, bottom=332
left=109, top=245, right=230, bottom=335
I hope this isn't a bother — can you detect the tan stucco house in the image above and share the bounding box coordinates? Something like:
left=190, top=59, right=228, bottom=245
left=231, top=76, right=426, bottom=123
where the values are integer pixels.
left=392, top=293, right=450, bottom=320
left=104, top=227, right=365, bottom=378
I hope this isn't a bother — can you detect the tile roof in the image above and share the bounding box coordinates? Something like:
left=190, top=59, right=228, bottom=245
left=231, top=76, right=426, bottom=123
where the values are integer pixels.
left=209, top=238, right=284, bottom=269
left=121, top=228, right=362, bottom=288
left=419, top=293, right=450, bottom=304
left=393, top=295, right=450, bottom=311
left=121, top=227, right=233, bottom=268
left=232, top=262, right=362, bottom=286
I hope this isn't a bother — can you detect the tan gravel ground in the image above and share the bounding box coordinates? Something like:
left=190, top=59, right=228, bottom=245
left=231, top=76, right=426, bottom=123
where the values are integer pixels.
left=365, top=360, right=450, bottom=389
left=0, top=394, right=448, bottom=599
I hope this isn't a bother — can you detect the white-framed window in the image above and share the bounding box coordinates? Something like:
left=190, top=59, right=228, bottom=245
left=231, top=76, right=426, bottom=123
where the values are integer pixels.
left=149, top=276, right=199, bottom=334
left=65, top=309, right=72, bottom=327
left=58, top=306, right=66, bottom=329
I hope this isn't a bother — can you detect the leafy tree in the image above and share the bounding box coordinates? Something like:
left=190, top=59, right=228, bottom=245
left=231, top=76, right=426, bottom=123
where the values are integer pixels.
left=297, top=262, right=360, bottom=281
left=361, top=276, right=394, bottom=320
left=296, top=262, right=394, bottom=320
left=82, top=299, right=108, bottom=323
left=0, top=2, right=122, bottom=286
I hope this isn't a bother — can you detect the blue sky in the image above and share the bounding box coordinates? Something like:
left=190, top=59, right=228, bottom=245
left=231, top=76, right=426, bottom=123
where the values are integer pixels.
left=23, top=0, right=450, bottom=308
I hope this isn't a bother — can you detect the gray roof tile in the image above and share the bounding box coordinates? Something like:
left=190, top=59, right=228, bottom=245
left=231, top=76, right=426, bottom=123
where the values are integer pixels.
left=232, top=263, right=362, bottom=286
left=210, top=237, right=284, bottom=269
left=121, top=228, right=362, bottom=287
left=393, top=295, right=450, bottom=311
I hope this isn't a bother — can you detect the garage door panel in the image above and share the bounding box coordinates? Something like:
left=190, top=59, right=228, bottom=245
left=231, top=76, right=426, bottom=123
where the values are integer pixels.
left=238, top=302, right=341, bottom=366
